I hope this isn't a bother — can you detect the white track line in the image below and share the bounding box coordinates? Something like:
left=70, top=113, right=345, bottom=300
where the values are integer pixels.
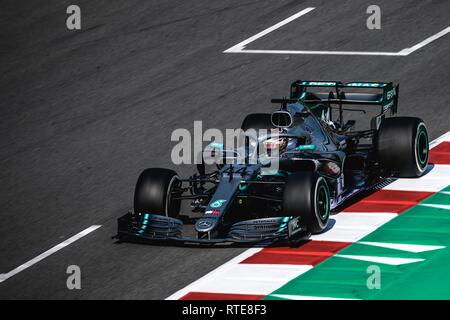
left=398, top=26, right=450, bottom=55
left=230, top=50, right=404, bottom=56
left=223, top=6, right=449, bottom=56
left=0, top=225, right=102, bottom=283
left=223, top=7, right=315, bottom=53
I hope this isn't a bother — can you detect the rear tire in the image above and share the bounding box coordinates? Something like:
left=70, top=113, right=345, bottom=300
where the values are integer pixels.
left=133, top=168, right=181, bottom=217
left=283, top=172, right=330, bottom=234
left=377, top=117, right=429, bottom=178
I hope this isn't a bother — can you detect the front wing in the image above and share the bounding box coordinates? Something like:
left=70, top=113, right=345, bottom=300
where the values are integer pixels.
left=115, top=212, right=309, bottom=245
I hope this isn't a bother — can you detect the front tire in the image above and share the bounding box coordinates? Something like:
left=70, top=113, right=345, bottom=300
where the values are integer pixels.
left=133, top=168, right=181, bottom=217
left=283, top=172, right=330, bottom=234
left=377, top=117, right=429, bottom=178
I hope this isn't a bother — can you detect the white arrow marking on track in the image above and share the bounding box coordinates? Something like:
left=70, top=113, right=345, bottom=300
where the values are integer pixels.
left=358, top=242, right=445, bottom=253
left=335, top=254, right=424, bottom=265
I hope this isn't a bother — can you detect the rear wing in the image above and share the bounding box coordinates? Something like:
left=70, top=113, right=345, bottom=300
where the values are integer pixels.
left=289, top=80, right=399, bottom=130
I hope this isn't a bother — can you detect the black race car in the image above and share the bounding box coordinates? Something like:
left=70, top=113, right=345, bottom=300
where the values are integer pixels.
left=115, top=80, right=429, bottom=245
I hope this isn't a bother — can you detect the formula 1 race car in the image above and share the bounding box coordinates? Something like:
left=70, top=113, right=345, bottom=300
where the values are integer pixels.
left=116, top=80, right=429, bottom=245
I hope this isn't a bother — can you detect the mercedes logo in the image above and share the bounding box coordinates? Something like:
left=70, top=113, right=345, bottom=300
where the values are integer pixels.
left=197, top=220, right=212, bottom=228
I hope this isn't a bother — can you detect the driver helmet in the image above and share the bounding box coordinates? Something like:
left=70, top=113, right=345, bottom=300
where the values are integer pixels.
left=263, top=129, right=288, bottom=155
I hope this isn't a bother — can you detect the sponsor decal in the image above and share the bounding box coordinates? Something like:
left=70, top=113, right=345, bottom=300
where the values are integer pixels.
left=386, top=87, right=396, bottom=100
left=383, top=100, right=394, bottom=111
left=301, top=81, right=336, bottom=86
left=288, top=216, right=302, bottom=236
left=205, top=210, right=221, bottom=215
left=210, top=199, right=227, bottom=208
left=346, top=82, right=386, bottom=87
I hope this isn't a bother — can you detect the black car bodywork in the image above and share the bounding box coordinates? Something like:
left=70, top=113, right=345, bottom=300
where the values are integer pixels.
left=116, top=80, right=428, bottom=246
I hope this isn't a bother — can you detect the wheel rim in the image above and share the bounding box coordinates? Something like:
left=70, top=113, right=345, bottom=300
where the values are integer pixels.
left=316, top=184, right=329, bottom=221
left=416, top=125, right=428, bottom=170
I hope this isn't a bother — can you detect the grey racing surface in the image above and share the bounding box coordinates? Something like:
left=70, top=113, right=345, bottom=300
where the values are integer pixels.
left=0, top=0, right=448, bottom=299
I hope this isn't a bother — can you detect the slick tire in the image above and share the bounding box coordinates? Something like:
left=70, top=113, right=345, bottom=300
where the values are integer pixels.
left=133, top=168, right=181, bottom=217
left=283, top=172, right=330, bottom=234
left=377, top=117, right=429, bottom=178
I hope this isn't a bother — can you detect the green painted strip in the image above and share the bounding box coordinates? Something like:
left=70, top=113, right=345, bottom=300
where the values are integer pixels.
left=266, top=185, right=450, bottom=300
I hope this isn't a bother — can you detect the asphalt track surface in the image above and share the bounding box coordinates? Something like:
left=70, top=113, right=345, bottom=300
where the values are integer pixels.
left=0, top=0, right=449, bottom=299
